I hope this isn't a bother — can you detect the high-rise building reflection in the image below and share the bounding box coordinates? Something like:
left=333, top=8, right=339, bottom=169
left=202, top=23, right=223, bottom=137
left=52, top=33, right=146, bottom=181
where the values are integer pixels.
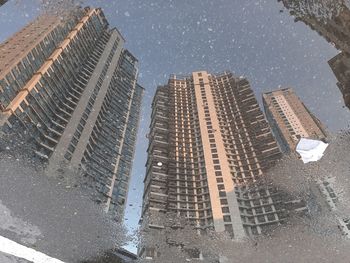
left=264, top=87, right=350, bottom=237
left=263, top=87, right=327, bottom=153
left=279, top=0, right=350, bottom=110
left=0, top=7, right=143, bottom=220
left=139, top=71, right=305, bottom=259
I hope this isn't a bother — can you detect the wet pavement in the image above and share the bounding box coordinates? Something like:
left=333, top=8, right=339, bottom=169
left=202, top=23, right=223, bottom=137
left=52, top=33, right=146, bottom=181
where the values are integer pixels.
left=0, top=252, right=31, bottom=263
left=0, top=154, right=127, bottom=263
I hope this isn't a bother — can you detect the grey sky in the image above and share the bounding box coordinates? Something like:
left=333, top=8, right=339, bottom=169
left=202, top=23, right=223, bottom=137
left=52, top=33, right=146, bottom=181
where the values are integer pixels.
left=1, top=0, right=350, bottom=253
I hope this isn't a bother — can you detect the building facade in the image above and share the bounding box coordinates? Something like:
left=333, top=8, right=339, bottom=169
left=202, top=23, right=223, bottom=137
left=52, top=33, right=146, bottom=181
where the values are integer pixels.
left=0, top=7, right=143, bottom=219
left=263, top=88, right=327, bottom=153
left=140, top=71, right=288, bottom=258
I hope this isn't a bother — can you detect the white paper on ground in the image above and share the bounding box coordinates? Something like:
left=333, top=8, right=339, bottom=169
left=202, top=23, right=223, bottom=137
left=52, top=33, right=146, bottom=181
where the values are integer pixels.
left=0, top=235, right=65, bottom=263
left=296, top=138, right=329, bottom=164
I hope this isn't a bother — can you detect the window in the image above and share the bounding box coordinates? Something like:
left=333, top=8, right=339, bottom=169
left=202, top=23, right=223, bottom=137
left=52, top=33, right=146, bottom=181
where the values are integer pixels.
left=220, top=199, right=228, bottom=205
left=219, top=191, right=226, bottom=197
left=257, top=216, right=265, bottom=223
left=224, top=224, right=234, bottom=236
left=218, top=184, right=225, bottom=190
left=222, top=207, right=230, bottom=213
left=215, top=171, right=222, bottom=176
left=223, top=216, right=231, bottom=222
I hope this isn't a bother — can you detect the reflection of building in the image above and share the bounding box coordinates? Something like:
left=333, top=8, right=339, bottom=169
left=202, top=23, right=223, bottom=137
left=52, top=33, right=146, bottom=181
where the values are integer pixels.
left=280, top=1, right=350, bottom=53
left=328, top=52, right=350, bottom=109
left=318, top=177, right=350, bottom=237
left=295, top=6, right=350, bottom=53
left=263, top=87, right=350, bottom=237
left=263, top=88, right=327, bottom=153
left=0, top=0, right=8, bottom=6
left=280, top=1, right=350, bottom=110
left=140, top=71, right=289, bottom=258
left=85, top=248, right=137, bottom=263
left=114, top=248, right=138, bottom=263
left=0, top=7, right=143, bottom=219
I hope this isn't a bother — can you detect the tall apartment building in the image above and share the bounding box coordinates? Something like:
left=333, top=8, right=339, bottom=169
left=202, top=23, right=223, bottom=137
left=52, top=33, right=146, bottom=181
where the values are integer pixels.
left=140, top=71, right=286, bottom=258
left=0, top=7, right=143, bottom=219
left=262, top=88, right=327, bottom=153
